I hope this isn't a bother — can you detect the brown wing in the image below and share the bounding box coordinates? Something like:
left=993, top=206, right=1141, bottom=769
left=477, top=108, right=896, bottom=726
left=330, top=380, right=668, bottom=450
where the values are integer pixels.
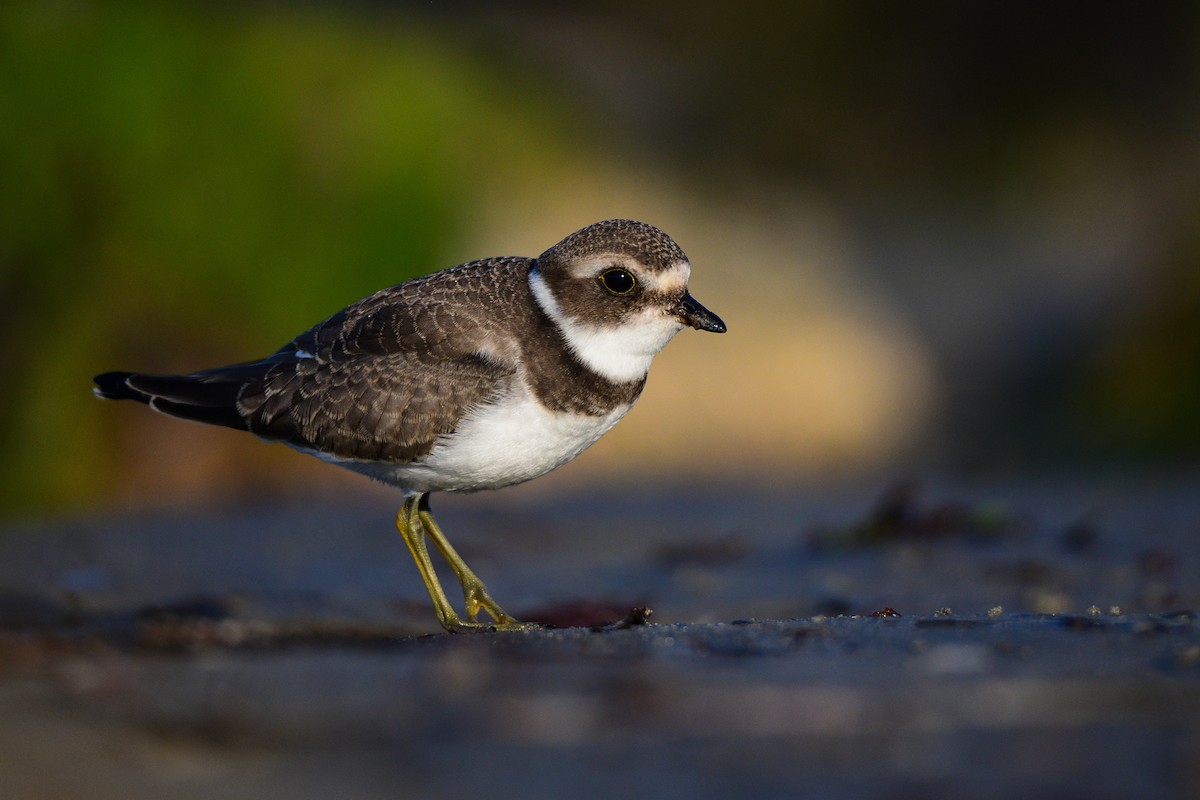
left=98, top=258, right=530, bottom=464
left=236, top=350, right=509, bottom=462
left=237, top=259, right=528, bottom=462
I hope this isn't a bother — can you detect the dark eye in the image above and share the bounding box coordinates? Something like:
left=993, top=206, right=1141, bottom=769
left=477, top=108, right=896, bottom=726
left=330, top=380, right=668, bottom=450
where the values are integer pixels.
left=599, top=268, right=636, bottom=296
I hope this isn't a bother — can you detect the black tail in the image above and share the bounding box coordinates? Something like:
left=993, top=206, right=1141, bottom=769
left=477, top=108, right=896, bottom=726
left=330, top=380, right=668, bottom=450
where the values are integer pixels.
left=92, top=371, right=249, bottom=430
left=93, top=371, right=143, bottom=401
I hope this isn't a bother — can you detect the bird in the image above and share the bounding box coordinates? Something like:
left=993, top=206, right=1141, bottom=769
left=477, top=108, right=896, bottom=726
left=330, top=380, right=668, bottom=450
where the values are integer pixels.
left=94, top=219, right=727, bottom=633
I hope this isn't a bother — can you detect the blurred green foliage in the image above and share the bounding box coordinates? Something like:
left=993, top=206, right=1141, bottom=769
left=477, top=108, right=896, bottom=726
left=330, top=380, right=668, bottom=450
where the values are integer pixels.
left=0, top=2, right=569, bottom=515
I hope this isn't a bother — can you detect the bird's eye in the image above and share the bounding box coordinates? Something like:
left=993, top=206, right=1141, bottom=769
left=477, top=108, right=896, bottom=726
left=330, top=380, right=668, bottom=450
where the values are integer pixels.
left=599, top=268, right=636, bottom=296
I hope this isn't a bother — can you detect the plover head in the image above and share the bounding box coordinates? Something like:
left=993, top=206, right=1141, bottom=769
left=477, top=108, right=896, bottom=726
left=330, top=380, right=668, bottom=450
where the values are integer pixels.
left=529, top=219, right=727, bottom=384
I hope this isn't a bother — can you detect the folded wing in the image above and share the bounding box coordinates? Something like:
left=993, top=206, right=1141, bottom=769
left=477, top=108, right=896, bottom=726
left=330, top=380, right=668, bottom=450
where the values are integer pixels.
left=94, top=265, right=520, bottom=463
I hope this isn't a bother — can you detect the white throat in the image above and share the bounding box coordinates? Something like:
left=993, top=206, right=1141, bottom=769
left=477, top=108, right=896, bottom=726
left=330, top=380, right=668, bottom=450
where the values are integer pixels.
left=529, top=269, right=683, bottom=384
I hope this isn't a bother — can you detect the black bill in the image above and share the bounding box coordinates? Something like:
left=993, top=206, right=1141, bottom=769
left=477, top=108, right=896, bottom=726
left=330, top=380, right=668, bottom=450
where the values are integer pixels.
left=673, top=293, right=727, bottom=333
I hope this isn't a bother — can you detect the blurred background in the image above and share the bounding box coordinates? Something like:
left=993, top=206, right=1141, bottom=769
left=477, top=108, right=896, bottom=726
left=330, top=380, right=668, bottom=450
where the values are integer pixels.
left=2, top=0, right=1199, bottom=518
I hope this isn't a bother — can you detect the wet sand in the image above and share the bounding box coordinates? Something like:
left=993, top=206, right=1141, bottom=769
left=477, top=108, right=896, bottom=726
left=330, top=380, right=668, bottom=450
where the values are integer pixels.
left=1, top=477, right=1198, bottom=799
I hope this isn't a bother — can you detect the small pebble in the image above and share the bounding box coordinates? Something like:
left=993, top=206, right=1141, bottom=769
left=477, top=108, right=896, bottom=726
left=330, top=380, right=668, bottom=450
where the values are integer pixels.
left=1176, top=646, right=1200, bottom=669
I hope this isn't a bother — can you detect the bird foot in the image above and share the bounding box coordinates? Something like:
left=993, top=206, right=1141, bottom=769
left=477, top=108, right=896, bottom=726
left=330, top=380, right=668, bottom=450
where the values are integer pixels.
left=443, top=618, right=547, bottom=634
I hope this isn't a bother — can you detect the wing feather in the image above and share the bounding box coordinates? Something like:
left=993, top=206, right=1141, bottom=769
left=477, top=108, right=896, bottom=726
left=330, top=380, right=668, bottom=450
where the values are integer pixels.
left=95, top=257, right=532, bottom=463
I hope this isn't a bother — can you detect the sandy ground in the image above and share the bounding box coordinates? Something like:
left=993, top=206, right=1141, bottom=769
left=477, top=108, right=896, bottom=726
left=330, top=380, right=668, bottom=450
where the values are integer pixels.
left=1, top=476, right=1198, bottom=799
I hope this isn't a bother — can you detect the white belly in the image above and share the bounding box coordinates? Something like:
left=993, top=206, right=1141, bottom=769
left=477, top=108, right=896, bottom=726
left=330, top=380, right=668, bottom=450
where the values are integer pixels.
left=347, top=388, right=633, bottom=493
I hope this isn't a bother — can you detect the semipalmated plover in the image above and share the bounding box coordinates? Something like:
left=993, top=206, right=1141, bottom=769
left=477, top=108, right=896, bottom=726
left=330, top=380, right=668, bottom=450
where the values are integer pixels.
left=95, top=219, right=726, bottom=632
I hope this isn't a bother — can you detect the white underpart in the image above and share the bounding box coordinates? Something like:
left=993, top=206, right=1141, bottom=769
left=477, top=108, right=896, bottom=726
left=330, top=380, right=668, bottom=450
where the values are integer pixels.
left=333, top=384, right=631, bottom=493
left=529, top=263, right=690, bottom=384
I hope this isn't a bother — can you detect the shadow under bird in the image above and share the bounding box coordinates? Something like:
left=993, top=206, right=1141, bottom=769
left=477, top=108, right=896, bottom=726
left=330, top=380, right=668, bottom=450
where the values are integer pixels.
left=94, top=219, right=727, bottom=632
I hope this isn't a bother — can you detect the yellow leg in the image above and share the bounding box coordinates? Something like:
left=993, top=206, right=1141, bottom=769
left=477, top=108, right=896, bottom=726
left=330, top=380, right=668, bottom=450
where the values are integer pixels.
left=395, top=495, right=462, bottom=631
left=417, top=494, right=537, bottom=629
left=395, top=493, right=540, bottom=633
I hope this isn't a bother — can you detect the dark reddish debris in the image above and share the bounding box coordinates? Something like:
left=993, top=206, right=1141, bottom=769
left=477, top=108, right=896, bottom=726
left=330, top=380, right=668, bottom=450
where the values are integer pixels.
left=606, top=606, right=654, bottom=630
left=519, top=600, right=653, bottom=630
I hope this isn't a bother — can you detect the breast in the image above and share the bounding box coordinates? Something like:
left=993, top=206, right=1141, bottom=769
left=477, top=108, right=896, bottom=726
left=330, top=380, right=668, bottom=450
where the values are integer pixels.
left=363, top=386, right=634, bottom=493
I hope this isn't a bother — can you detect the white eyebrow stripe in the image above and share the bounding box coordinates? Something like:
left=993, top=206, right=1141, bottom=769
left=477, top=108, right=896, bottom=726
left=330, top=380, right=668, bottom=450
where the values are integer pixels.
left=570, top=255, right=691, bottom=291
left=640, top=261, right=691, bottom=294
